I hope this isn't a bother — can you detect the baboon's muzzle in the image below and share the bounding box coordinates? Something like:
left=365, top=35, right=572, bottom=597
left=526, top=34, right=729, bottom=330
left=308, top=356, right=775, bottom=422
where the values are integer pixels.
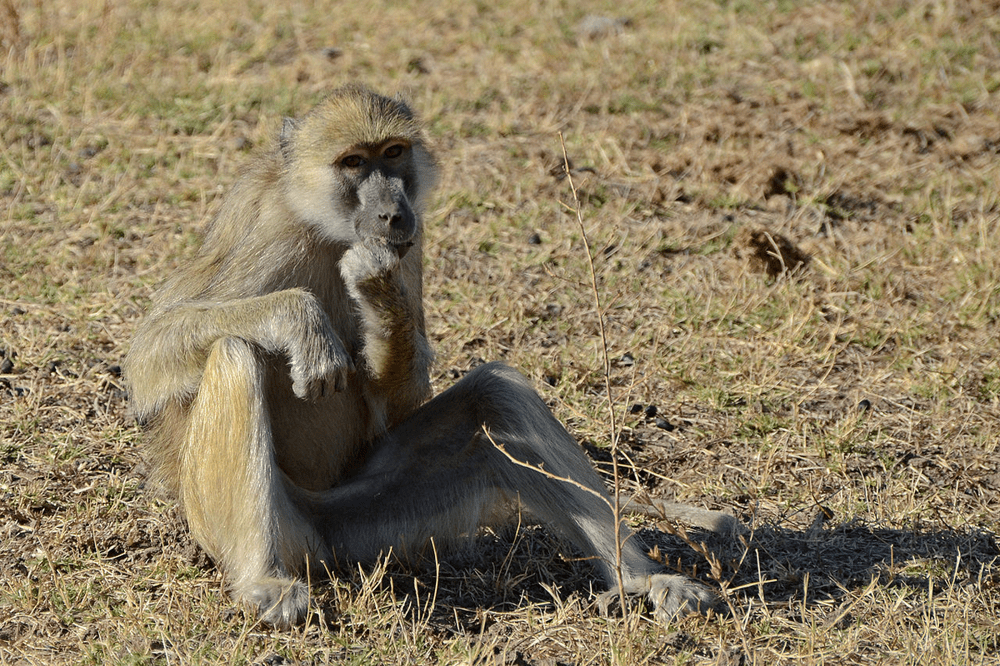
left=354, top=171, right=416, bottom=255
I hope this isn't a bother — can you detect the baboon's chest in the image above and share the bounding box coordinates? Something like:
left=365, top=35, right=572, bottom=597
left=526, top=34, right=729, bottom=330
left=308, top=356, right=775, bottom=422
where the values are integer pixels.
left=265, top=357, right=373, bottom=491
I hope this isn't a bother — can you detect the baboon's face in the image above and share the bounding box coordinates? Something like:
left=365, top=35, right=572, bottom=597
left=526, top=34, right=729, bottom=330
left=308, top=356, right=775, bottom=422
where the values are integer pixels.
left=281, top=91, right=437, bottom=252
left=331, top=139, right=419, bottom=255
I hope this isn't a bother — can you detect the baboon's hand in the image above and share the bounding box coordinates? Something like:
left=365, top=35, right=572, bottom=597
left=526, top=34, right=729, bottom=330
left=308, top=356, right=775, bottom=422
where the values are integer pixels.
left=289, top=336, right=352, bottom=400
left=287, top=295, right=354, bottom=400
left=597, top=573, right=718, bottom=623
left=339, top=239, right=401, bottom=293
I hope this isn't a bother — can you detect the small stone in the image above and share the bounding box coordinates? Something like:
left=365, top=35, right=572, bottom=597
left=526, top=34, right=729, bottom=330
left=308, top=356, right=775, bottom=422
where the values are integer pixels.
left=654, top=418, right=675, bottom=431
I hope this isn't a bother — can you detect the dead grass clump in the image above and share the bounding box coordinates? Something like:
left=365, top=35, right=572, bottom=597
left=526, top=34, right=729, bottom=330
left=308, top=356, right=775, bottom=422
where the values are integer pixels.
left=0, top=0, right=22, bottom=53
left=732, top=225, right=811, bottom=277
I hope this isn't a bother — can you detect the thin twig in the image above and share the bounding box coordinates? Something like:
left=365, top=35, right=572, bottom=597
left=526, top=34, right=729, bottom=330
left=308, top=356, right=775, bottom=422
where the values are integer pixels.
left=483, top=426, right=613, bottom=512
left=558, top=133, right=626, bottom=615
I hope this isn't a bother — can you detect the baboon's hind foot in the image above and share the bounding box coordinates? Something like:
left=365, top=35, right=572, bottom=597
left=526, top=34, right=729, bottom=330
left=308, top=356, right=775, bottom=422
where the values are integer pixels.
left=598, top=573, right=718, bottom=623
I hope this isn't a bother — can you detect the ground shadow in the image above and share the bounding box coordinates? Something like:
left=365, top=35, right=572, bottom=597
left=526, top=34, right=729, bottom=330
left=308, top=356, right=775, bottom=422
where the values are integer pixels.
left=639, top=517, right=1000, bottom=608
left=344, top=515, right=999, bottom=633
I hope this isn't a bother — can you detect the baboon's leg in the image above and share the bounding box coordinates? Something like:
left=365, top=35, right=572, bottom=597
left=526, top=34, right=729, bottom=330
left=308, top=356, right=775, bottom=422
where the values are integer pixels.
left=180, top=337, right=326, bottom=627
left=304, top=361, right=715, bottom=620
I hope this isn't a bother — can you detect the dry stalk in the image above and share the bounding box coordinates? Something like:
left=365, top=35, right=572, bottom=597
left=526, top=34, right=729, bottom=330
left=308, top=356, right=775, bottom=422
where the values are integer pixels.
left=484, top=426, right=613, bottom=513
left=650, top=519, right=723, bottom=581
left=558, top=133, right=627, bottom=616
left=416, top=537, right=441, bottom=635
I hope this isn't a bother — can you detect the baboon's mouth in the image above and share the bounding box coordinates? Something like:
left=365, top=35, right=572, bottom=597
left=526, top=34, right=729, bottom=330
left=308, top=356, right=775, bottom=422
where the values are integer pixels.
left=393, top=241, right=415, bottom=258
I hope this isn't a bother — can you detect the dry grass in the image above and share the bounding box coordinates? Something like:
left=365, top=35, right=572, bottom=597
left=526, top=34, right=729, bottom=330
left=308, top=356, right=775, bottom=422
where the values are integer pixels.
left=2, top=0, right=999, bottom=663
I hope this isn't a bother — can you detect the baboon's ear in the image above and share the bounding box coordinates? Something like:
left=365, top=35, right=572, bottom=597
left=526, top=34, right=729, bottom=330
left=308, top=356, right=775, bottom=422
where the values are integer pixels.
left=392, top=93, right=416, bottom=121
left=280, top=118, right=298, bottom=160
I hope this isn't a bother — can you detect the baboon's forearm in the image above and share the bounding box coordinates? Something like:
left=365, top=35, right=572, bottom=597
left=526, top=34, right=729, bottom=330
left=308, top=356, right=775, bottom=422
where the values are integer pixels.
left=352, top=277, right=432, bottom=407
left=125, top=288, right=332, bottom=414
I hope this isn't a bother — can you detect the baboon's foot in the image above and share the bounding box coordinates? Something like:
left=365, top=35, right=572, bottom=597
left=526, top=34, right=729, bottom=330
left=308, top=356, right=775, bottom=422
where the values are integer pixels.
left=598, top=573, right=718, bottom=623
left=241, top=576, right=310, bottom=628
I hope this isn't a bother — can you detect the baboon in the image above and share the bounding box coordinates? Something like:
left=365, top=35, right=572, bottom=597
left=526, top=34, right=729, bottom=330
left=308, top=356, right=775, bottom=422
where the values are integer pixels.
left=124, top=85, right=727, bottom=627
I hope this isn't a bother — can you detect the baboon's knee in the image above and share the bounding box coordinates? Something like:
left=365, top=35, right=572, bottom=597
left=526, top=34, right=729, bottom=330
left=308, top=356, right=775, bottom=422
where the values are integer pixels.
left=206, top=336, right=260, bottom=372
left=463, top=361, right=548, bottom=429
left=466, top=361, right=533, bottom=396
left=201, top=337, right=266, bottom=396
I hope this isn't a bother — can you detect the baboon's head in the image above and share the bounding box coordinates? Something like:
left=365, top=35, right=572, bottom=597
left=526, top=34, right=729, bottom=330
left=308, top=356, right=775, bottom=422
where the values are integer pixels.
left=281, top=85, right=438, bottom=253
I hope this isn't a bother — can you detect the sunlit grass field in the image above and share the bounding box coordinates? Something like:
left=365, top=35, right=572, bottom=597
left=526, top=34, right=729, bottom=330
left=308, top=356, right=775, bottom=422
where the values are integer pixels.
left=2, top=0, right=999, bottom=663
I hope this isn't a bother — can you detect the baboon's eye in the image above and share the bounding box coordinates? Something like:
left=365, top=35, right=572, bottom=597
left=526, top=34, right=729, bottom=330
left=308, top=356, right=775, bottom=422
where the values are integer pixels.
left=383, top=144, right=406, bottom=159
left=339, top=154, right=365, bottom=168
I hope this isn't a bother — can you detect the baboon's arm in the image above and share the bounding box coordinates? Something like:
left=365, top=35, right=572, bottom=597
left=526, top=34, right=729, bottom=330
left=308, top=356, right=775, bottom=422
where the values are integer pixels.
left=339, top=241, right=432, bottom=417
left=124, top=288, right=353, bottom=418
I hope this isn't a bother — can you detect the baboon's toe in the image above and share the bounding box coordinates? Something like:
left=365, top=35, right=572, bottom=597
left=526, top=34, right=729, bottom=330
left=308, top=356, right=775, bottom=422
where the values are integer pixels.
left=243, top=577, right=310, bottom=628
left=646, top=573, right=718, bottom=622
